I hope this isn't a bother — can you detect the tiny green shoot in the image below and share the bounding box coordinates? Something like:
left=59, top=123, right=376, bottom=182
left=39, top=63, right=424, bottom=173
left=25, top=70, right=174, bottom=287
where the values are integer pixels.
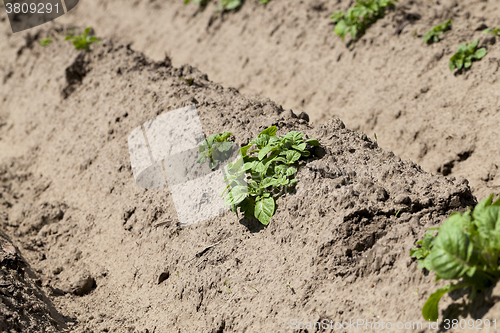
left=331, top=0, right=398, bottom=41
left=483, top=28, right=500, bottom=37
left=40, top=37, right=53, bottom=47
left=224, top=278, right=232, bottom=292
left=449, top=39, right=486, bottom=71
left=65, top=27, right=101, bottom=52
left=410, top=194, right=500, bottom=321
left=423, top=19, right=452, bottom=44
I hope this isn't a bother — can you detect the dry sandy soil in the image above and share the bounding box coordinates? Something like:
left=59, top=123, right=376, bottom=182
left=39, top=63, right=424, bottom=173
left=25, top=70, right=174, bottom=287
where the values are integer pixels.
left=0, top=0, right=500, bottom=332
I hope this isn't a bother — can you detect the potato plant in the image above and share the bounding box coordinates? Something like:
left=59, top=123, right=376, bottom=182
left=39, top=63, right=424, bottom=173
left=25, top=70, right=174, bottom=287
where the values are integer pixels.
left=65, top=27, right=101, bottom=52
left=331, top=0, right=397, bottom=40
left=449, top=39, right=486, bottom=71
left=484, top=28, right=499, bottom=37
left=411, top=194, right=500, bottom=321
left=423, top=19, right=452, bottom=44
left=209, top=126, right=319, bottom=225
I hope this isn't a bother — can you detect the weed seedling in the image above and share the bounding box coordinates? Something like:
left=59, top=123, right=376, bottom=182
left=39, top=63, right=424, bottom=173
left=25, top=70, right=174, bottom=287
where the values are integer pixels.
left=449, top=39, right=486, bottom=71
left=423, top=19, right=452, bottom=44
left=221, top=126, right=319, bottom=225
left=331, top=0, right=398, bottom=40
left=65, top=27, right=101, bottom=52
left=484, top=28, right=500, bottom=37
left=40, top=37, right=53, bottom=47
left=410, top=194, right=500, bottom=321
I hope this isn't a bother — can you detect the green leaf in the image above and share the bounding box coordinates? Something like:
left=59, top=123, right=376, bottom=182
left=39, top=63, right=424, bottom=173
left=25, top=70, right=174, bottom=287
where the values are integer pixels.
left=422, top=283, right=468, bottom=321
left=474, top=48, right=486, bottom=59
left=258, top=145, right=273, bottom=160
left=334, top=20, right=348, bottom=39
left=285, top=131, right=304, bottom=143
left=286, top=167, right=296, bottom=177
left=255, top=197, right=275, bottom=225
left=224, top=186, right=248, bottom=206
left=449, top=60, right=456, bottom=71
left=473, top=194, right=495, bottom=220
left=292, top=143, right=307, bottom=151
left=260, top=177, right=279, bottom=188
left=259, top=126, right=277, bottom=137
left=285, top=150, right=301, bottom=164
left=428, top=216, right=475, bottom=280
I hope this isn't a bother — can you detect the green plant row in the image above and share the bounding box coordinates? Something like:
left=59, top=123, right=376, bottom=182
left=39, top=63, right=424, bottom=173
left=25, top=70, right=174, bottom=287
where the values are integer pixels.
left=411, top=194, right=500, bottom=321
left=197, top=126, right=319, bottom=225
left=330, top=0, right=397, bottom=40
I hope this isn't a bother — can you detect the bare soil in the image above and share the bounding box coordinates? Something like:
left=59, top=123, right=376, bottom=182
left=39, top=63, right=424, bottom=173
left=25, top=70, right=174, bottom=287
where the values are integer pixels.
left=1, top=1, right=500, bottom=332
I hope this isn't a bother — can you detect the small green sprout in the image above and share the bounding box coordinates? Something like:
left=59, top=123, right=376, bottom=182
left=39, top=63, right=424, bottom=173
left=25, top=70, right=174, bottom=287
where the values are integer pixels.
left=410, top=194, right=500, bottom=321
left=224, top=278, right=232, bottom=292
left=423, top=19, right=452, bottom=44
left=331, top=0, right=398, bottom=41
left=65, top=27, right=101, bottom=52
left=39, top=37, right=53, bottom=47
left=483, top=28, right=500, bottom=37
left=449, top=39, right=486, bottom=71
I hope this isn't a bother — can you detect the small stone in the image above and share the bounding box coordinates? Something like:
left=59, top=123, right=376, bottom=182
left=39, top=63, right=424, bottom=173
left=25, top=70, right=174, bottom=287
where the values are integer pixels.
left=394, top=194, right=411, bottom=205
left=298, top=111, right=310, bottom=122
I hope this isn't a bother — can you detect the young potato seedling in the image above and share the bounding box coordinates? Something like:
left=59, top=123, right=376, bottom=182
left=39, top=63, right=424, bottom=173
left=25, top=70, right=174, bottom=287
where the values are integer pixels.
left=410, top=194, right=500, bottom=321
left=331, top=0, right=398, bottom=40
left=65, top=27, right=101, bottom=52
left=484, top=28, right=500, bottom=37
left=449, top=39, right=486, bottom=72
left=221, top=126, right=319, bottom=225
left=39, top=37, right=53, bottom=47
left=423, top=19, right=452, bottom=44
left=184, top=0, right=270, bottom=9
